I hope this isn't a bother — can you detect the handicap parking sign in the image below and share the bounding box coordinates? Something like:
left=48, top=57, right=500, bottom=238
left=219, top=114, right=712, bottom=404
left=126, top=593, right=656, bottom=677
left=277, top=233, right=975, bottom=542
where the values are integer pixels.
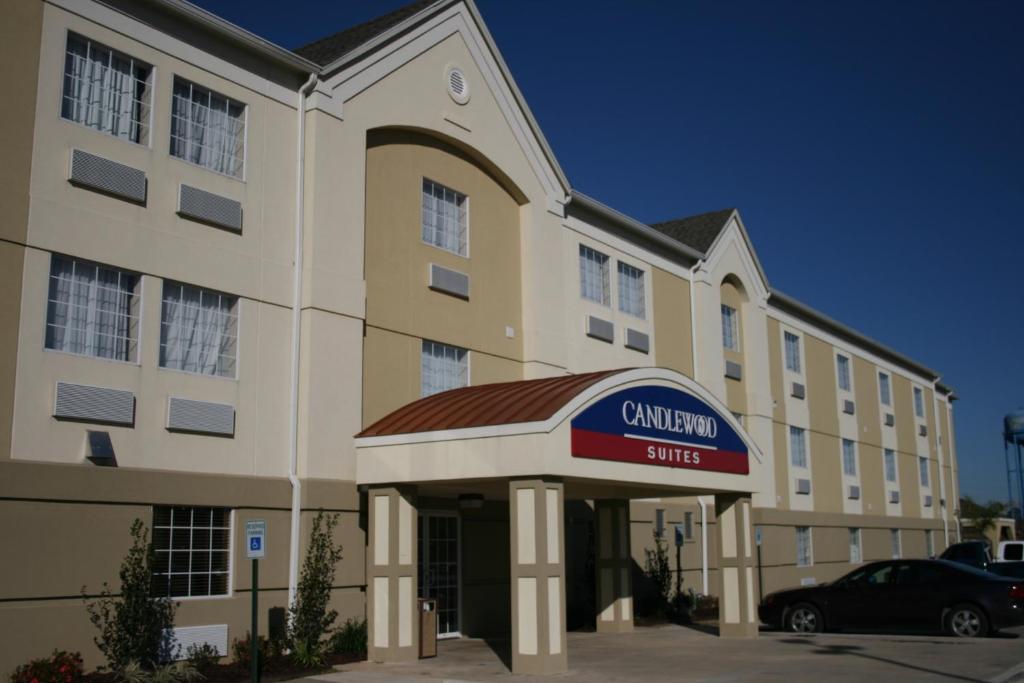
left=246, top=519, right=266, bottom=559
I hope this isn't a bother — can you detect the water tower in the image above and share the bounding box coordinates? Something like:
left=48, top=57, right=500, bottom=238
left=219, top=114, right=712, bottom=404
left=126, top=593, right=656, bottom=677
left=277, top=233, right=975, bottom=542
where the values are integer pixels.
left=1005, top=410, right=1024, bottom=520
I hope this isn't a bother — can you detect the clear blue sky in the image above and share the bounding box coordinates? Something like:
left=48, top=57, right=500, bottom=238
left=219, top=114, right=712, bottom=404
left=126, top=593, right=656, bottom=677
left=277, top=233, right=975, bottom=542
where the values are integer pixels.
left=193, top=0, right=1023, bottom=504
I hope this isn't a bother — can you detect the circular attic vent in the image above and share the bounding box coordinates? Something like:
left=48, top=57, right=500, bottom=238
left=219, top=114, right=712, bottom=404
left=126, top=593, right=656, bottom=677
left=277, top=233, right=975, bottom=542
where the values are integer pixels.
left=447, top=66, right=469, bottom=104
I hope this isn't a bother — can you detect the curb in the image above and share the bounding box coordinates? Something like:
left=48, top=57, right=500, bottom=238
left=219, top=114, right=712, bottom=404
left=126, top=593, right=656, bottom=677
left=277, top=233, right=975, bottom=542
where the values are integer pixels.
left=990, top=662, right=1024, bottom=683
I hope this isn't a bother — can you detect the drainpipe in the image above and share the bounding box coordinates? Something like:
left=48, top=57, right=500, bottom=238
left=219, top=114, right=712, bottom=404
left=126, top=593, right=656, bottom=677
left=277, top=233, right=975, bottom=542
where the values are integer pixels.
left=288, top=72, right=318, bottom=610
left=689, top=259, right=703, bottom=377
left=698, top=496, right=709, bottom=595
left=932, top=381, right=949, bottom=549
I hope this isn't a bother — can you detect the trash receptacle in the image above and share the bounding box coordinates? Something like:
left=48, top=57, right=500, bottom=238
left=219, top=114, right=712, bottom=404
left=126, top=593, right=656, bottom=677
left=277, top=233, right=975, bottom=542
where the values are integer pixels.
left=418, top=598, right=437, bottom=659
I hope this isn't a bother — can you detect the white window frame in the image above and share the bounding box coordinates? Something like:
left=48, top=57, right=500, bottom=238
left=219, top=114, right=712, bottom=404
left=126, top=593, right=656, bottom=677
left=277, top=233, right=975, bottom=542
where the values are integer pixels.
left=170, top=77, right=248, bottom=180
left=849, top=528, right=862, bottom=564
left=578, top=244, right=610, bottom=306
left=721, top=304, right=739, bottom=352
left=913, top=386, right=925, bottom=419
left=784, top=331, right=802, bottom=374
left=151, top=506, right=233, bottom=600
left=159, top=281, right=240, bottom=379
left=60, top=31, right=154, bottom=146
left=836, top=354, right=852, bottom=392
left=420, top=340, right=470, bottom=398
left=616, top=261, right=646, bottom=319
left=796, top=526, right=813, bottom=567
left=842, top=438, right=857, bottom=477
left=891, top=529, right=902, bottom=559
left=919, top=456, right=930, bottom=488
left=789, top=425, right=808, bottom=469
left=420, top=178, right=469, bottom=257
left=884, top=448, right=898, bottom=484
left=878, top=372, right=892, bottom=407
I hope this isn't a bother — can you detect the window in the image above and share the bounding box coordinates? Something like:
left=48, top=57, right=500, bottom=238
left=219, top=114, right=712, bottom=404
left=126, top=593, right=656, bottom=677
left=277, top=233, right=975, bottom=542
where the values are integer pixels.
left=849, top=528, right=862, bottom=564
left=784, top=331, right=801, bottom=373
left=579, top=245, right=610, bottom=305
left=62, top=33, right=151, bottom=144
left=170, top=78, right=246, bottom=178
left=878, top=372, right=892, bottom=406
left=421, top=340, right=468, bottom=397
left=421, top=179, right=468, bottom=256
left=844, top=563, right=893, bottom=587
left=842, top=439, right=857, bottom=477
left=617, top=262, right=645, bottom=318
left=796, top=527, right=813, bottom=566
left=151, top=506, right=230, bottom=598
left=884, top=448, right=897, bottom=483
left=919, top=456, right=930, bottom=487
left=913, top=387, right=925, bottom=418
left=721, top=305, right=739, bottom=351
left=684, top=511, right=693, bottom=540
left=891, top=529, right=902, bottom=559
left=1005, top=544, right=1023, bottom=561
left=925, top=530, right=934, bottom=558
left=655, top=508, right=665, bottom=538
left=789, top=426, right=808, bottom=468
left=45, top=256, right=139, bottom=362
left=836, top=355, right=851, bottom=391
left=160, top=283, right=238, bottom=378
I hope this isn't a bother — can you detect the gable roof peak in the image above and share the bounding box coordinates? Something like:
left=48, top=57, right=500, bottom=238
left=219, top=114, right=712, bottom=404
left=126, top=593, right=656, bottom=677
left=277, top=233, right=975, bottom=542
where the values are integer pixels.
left=649, top=208, right=736, bottom=255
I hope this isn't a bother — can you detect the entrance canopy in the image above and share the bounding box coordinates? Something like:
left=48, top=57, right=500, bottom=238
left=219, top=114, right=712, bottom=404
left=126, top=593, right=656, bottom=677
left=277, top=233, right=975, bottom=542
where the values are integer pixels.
left=355, top=368, right=763, bottom=499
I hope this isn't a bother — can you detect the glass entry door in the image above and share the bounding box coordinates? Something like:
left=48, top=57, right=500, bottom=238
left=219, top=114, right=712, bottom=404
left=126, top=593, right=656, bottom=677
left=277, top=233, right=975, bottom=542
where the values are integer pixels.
left=418, top=512, right=460, bottom=638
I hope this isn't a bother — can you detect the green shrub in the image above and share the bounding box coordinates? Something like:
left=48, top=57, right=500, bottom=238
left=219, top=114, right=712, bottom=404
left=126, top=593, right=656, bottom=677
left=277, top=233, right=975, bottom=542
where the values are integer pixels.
left=9, top=650, right=83, bottom=683
left=184, top=643, right=219, bottom=672
left=83, top=519, right=177, bottom=670
left=328, top=618, right=367, bottom=655
left=287, top=511, right=343, bottom=667
left=230, top=634, right=284, bottom=673
left=643, top=530, right=673, bottom=616
left=116, top=662, right=201, bottom=683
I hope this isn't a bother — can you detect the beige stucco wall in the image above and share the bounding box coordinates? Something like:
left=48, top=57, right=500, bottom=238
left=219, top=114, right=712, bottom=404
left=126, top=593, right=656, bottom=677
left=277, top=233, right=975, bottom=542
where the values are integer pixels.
left=652, top=268, right=693, bottom=377
left=720, top=279, right=747, bottom=415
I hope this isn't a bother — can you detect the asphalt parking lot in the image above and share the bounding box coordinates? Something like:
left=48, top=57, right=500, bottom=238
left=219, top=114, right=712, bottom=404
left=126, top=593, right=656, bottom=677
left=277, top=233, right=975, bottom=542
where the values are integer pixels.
left=297, top=624, right=1024, bottom=683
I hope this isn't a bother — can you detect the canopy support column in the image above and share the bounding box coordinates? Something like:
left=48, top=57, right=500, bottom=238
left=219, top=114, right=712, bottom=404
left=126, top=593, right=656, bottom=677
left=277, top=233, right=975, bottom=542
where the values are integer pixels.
left=594, top=499, right=633, bottom=632
left=509, top=478, right=567, bottom=674
left=715, top=494, right=758, bottom=638
left=367, top=485, right=419, bottom=662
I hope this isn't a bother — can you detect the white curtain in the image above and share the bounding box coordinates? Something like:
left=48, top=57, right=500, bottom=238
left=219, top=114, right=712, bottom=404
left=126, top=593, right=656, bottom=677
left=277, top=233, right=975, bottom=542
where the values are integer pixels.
left=421, top=181, right=466, bottom=254
left=173, top=81, right=243, bottom=177
left=161, top=285, right=235, bottom=376
left=63, top=37, right=140, bottom=142
left=47, top=258, right=133, bottom=360
left=421, top=341, right=467, bottom=397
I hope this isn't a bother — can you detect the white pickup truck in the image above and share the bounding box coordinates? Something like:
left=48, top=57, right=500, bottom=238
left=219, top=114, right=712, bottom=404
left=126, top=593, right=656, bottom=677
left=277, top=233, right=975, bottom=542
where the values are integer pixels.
left=996, top=540, right=1024, bottom=562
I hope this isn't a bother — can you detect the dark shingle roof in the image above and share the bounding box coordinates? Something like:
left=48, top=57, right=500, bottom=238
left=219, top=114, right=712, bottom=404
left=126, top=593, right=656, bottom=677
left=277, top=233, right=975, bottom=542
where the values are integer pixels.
left=293, top=0, right=439, bottom=66
left=649, top=209, right=735, bottom=254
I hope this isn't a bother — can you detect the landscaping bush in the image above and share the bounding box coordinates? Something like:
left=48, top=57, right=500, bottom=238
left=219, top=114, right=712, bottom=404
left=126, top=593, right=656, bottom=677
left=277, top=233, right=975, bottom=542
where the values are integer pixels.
left=643, top=530, right=673, bottom=617
left=328, top=618, right=367, bottom=656
left=116, top=662, right=200, bottom=683
left=9, top=650, right=83, bottom=683
left=184, top=643, right=220, bottom=673
left=83, top=519, right=177, bottom=670
left=287, top=511, right=343, bottom=667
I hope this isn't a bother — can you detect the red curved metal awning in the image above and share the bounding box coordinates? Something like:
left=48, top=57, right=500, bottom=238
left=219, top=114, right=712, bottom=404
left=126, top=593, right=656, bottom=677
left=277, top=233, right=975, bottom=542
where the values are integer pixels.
left=357, top=369, right=631, bottom=437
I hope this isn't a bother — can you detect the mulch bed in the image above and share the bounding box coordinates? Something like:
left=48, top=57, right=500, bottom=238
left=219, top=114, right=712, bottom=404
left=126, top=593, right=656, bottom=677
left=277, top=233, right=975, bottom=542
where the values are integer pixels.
left=82, top=653, right=367, bottom=683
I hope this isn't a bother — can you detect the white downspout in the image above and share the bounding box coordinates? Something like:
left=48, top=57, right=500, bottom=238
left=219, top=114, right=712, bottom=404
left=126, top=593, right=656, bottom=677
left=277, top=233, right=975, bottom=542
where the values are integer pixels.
left=698, top=496, right=709, bottom=595
left=288, top=72, right=318, bottom=610
left=691, top=261, right=710, bottom=595
left=932, top=382, right=949, bottom=550
left=689, top=260, right=703, bottom=377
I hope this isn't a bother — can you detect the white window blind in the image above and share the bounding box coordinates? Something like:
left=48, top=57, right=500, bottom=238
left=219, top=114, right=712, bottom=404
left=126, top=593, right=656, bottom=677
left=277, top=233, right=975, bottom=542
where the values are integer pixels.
left=152, top=506, right=230, bottom=598
left=884, top=448, right=897, bottom=483
left=789, top=426, right=808, bottom=468
left=913, top=387, right=925, bottom=418
left=170, top=78, right=246, bottom=178
left=62, top=33, right=151, bottom=144
left=45, top=256, right=139, bottom=362
left=796, top=527, right=812, bottom=566
left=879, top=373, right=892, bottom=406
left=617, top=262, right=645, bottom=318
left=837, top=355, right=851, bottom=391
left=160, top=282, right=238, bottom=378
left=421, top=179, right=468, bottom=256
left=849, top=528, right=862, bottom=564
left=919, top=456, right=930, bottom=487
left=891, top=529, right=902, bottom=559
left=721, top=304, right=739, bottom=351
left=784, top=332, right=801, bottom=373
left=579, top=245, right=610, bottom=305
left=842, top=439, right=857, bottom=477
left=421, top=340, right=468, bottom=397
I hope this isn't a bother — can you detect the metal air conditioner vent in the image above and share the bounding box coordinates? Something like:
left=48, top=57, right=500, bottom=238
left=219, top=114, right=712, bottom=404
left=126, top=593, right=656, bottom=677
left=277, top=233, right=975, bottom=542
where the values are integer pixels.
left=69, top=148, right=147, bottom=203
left=54, top=381, right=135, bottom=426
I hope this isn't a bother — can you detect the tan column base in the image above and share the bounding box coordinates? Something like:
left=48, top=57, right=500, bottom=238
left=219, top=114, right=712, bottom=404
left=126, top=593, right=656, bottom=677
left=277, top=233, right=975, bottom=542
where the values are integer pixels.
left=715, top=494, right=759, bottom=639
left=510, top=478, right=568, bottom=675
left=367, top=485, right=419, bottom=662
left=595, top=499, right=633, bottom=633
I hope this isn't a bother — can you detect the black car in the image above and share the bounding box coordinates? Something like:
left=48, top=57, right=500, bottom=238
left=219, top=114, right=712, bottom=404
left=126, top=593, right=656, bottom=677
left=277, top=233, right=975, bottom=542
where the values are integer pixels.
left=758, top=559, right=1024, bottom=637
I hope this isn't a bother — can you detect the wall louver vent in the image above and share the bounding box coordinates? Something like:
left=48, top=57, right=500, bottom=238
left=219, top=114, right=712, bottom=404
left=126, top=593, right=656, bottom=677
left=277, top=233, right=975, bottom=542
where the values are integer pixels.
left=924, top=495, right=933, bottom=508
left=919, top=425, right=928, bottom=437
left=885, top=413, right=895, bottom=427
left=889, top=490, right=900, bottom=504
left=428, top=263, right=470, bottom=299
left=848, top=485, right=861, bottom=500
left=624, top=328, right=649, bottom=354
left=167, top=397, right=235, bottom=436
left=796, top=478, right=811, bottom=495
left=164, top=625, right=227, bottom=659
left=585, top=316, right=614, bottom=343
left=725, top=360, right=742, bottom=381
left=446, top=67, right=469, bottom=103
left=54, top=381, right=135, bottom=426
left=791, top=382, right=805, bottom=399
left=69, top=148, right=147, bottom=203
left=843, top=400, right=856, bottom=415
left=178, top=185, right=242, bottom=232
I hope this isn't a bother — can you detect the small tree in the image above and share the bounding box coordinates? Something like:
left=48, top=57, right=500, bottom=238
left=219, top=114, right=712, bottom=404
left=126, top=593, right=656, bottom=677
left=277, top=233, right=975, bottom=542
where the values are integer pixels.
left=288, top=511, right=343, bottom=666
left=960, top=496, right=1007, bottom=538
left=643, top=530, right=672, bottom=617
left=84, top=519, right=177, bottom=670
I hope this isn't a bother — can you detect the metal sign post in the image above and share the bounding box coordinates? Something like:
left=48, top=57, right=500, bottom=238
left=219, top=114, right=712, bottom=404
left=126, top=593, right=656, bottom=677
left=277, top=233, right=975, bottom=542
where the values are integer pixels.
left=755, top=526, right=764, bottom=603
left=246, top=520, right=267, bottom=683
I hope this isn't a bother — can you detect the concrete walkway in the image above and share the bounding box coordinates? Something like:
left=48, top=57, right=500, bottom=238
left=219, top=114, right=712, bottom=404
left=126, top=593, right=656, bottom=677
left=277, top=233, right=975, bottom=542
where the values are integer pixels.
left=298, top=624, right=1024, bottom=683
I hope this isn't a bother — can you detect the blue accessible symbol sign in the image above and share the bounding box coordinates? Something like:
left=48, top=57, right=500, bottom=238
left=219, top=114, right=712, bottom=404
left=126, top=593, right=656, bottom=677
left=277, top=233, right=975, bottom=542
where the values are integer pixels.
left=245, top=519, right=266, bottom=560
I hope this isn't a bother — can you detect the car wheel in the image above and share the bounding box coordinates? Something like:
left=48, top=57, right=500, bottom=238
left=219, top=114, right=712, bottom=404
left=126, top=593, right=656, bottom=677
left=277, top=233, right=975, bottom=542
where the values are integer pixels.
left=945, top=604, right=989, bottom=638
left=785, top=603, right=824, bottom=634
